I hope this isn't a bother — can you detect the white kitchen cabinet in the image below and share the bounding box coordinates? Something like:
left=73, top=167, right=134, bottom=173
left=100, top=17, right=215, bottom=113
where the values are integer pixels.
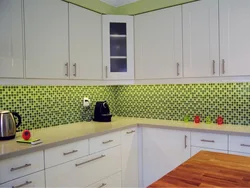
left=69, top=4, right=102, bottom=80
left=121, top=127, right=139, bottom=188
left=0, top=171, right=45, bottom=188
left=142, top=127, right=190, bottom=187
left=220, top=0, right=250, bottom=76
left=229, top=151, right=250, bottom=157
left=0, top=0, right=23, bottom=78
left=24, top=0, right=69, bottom=79
left=229, top=135, right=250, bottom=154
left=183, top=0, right=219, bottom=77
left=191, top=146, right=228, bottom=157
left=135, top=6, right=182, bottom=79
left=45, top=146, right=121, bottom=187
left=102, top=15, right=134, bottom=80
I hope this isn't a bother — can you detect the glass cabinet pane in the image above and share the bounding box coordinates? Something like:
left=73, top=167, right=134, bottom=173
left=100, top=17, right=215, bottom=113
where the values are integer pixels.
left=110, top=23, right=126, bottom=35
left=110, top=58, right=127, bottom=72
left=110, top=37, right=127, bottom=56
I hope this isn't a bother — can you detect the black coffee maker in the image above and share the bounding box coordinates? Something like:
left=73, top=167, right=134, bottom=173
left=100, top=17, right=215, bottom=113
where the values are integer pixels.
left=93, top=101, right=112, bottom=122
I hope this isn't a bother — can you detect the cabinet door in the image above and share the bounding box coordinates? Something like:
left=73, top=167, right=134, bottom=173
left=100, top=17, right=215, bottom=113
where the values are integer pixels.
left=183, top=0, right=219, bottom=77
left=102, top=15, right=134, bottom=80
left=0, top=0, right=23, bottom=78
left=121, top=127, right=139, bottom=188
left=24, top=0, right=69, bottom=79
left=69, top=4, right=102, bottom=80
left=220, top=0, right=250, bottom=76
left=0, top=171, right=45, bottom=188
left=135, top=6, right=182, bottom=79
left=142, top=127, right=190, bottom=187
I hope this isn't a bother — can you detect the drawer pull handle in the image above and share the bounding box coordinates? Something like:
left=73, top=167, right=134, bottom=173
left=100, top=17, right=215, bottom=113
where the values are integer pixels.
left=63, top=150, right=78, bottom=156
left=98, top=183, right=107, bottom=188
left=10, top=164, right=31, bottom=172
left=185, top=135, right=187, bottom=149
left=75, top=155, right=105, bottom=167
left=201, top=139, right=215, bottom=143
left=12, top=181, right=32, bottom=188
left=127, top=130, right=135, bottom=134
left=102, top=140, right=113, bottom=144
left=240, top=144, right=250, bottom=147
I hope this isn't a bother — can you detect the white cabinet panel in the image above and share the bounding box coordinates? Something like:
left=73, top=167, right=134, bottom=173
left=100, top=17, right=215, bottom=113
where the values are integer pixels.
left=142, top=127, right=190, bottom=187
left=191, top=132, right=228, bottom=150
left=0, top=171, right=45, bottom=188
left=121, top=127, right=139, bottom=188
left=183, top=0, right=219, bottom=77
left=229, top=151, right=250, bottom=157
left=220, top=0, right=250, bottom=76
left=102, top=15, right=134, bottom=80
left=46, top=146, right=121, bottom=187
left=0, top=0, right=23, bottom=78
left=135, top=6, right=182, bottom=79
left=191, top=146, right=228, bottom=157
left=0, top=151, right=44, bottom=184
left=229, top=135, right=250, bottom=154
left=24, top=0, right=69, bottom=79
left=45, top=139, right=89, bottom=168
left=69, top=4, right=102, bottom=80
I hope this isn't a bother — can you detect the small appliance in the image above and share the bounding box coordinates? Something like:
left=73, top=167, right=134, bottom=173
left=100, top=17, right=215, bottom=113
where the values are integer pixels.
left=0, top=110, right=22, bottom=140
left=93, top=101, right=112, bottom=122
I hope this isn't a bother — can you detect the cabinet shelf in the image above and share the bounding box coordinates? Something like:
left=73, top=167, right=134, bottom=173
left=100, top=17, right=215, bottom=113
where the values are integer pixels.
left=110, top=56, right=127, bottom=59
left=110, top=34, right=127, bottom=38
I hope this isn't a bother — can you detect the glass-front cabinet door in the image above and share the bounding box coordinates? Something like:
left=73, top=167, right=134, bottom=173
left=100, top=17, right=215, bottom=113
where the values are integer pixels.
left=102, top=15, right=134, bottom=80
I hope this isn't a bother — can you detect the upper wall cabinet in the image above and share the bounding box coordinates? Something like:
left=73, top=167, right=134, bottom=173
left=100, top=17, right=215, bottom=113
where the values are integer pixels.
left=102, top=15, right=134, bottom=80
left=69, top=4, right=102, bottom=80
left=135, top=6, right=182, bottom=79
left=183, top=0, right=219, bottom=78
left=0, top=0, right=23, bottom=78
left=220, top=0, right=250, bottom=76
left=24, top=0, right=69, bottom=79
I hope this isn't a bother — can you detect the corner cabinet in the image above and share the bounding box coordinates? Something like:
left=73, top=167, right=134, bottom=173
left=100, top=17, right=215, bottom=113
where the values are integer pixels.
left=0, top=0, right=23, bottom=78
left=102, top=15, right=134, bottom=80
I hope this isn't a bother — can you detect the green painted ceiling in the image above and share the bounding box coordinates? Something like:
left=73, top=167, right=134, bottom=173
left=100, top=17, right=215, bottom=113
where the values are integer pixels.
left=64, top=0, right=198, bottom=15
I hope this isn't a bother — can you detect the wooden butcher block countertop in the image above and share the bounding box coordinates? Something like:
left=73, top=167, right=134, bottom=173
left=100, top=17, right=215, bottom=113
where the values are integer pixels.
left=149, top=151, right=250, bottom=187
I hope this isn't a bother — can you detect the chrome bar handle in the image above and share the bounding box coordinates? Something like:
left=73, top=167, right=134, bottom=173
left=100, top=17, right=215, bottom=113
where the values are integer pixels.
left=73, top=63, right=77, bottom=77
left=75, top=155, right=105, bottom=167
left=127, top=130, right=135, bottom=134
left=65, top=63, right=69, bottom=76
left=98, top=183, right=107, bottom=188
left=222, top=59, right=225, bottom=74
left=12, top=181, right=32, bottom=188
left=10, top=164, right=31, bottom=172
left=201, top=139, right=215, bottom=143
left=63, top=150, right=78, bottom=156
left=240, top=144, right=250, bottom=147
left=185, top=135, right=187, bottom=149
left=177, top=63, right=180, bottom=76
left=105, top=66, right=108, bottom=78
left=102, top=140, right=113, bottom=144
left=213, top=60, right=215, bottom=75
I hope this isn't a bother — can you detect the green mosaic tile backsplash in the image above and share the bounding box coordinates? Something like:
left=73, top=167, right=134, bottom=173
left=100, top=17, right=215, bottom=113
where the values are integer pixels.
left=0, top=82, right=249, bottom=131
left=115, top=83, right=250, bottom=125
left=0, top=86, right=117, bottom=131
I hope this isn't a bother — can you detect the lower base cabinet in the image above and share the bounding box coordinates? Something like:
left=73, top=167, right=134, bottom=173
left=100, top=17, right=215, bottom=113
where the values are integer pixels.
left=142, top=127, right=190, bottom=187
left=45, top=146, right=121, bottom=187
left=87, top=172, right=122, bottom=188
left=191, top=146, right=228, bottom=156
left=0, top=171, right=45, bottom=188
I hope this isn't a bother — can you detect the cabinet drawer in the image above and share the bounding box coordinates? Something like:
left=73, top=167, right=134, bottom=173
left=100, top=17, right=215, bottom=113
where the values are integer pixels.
left=0, top=171, right=45, bottom=188
left=191, top=146, right=228, bottom=157
left=46, top=146, right=121, bottom=188
left=89, top=131, right=120, bottom=154
left=45, top=139, right=89, bottom=168
left=0, top=151, right=44, bottom=184
left=87, top=171, right=121, bottom=188
left=229, top=135, right=250, bottom=154
left=191, top=132, right=228, bottom=150
left=229, top=151, right=250, bottom=157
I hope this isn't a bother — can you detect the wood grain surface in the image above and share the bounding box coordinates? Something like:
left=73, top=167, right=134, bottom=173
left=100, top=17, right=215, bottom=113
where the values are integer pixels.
left=149, top=151, right=250, bottom=187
